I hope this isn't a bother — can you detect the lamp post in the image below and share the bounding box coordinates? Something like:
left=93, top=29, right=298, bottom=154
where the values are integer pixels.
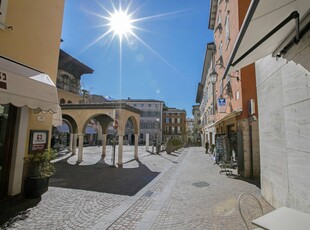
left=210, top=71, right=218, bottom=115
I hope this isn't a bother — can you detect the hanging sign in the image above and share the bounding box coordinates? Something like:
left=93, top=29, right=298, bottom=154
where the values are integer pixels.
left=218, top=98, right=226, bottom=113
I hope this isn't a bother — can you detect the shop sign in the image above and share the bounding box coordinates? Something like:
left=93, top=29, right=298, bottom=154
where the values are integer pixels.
left=29, top=130, right=49, bottom=153
left=218, top=98, right=226, bottom=113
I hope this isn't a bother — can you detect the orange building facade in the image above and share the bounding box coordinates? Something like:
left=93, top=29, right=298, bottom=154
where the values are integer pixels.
left=196, top=0, right=260, bottom=178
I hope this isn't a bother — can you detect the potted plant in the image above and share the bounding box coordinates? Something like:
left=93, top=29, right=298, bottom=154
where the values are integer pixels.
left=24, top=149, right=56, bottom=198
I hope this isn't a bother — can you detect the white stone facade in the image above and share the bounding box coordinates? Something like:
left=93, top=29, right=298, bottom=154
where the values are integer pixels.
left=256, top=54, right=310, bottom=212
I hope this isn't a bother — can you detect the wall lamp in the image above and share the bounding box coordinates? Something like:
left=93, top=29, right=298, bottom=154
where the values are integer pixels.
left=227, top=74, right=240, bottom=82
left=210, top=71, right=218, bottom=84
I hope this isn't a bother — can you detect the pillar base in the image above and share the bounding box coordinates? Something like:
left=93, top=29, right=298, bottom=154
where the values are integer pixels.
left=117, top=163, right=123, bottom=168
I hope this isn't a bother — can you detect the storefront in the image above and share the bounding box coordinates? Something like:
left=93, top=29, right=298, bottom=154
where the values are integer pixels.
left=0, top=56, right=61, bottom=197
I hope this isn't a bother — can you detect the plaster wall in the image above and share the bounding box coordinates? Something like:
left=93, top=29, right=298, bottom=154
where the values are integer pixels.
left=256, top=55, right=310, bottom=212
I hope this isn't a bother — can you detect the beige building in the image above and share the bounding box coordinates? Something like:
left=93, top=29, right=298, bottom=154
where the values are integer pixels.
left=192, top=105, right=202, bottom=144
left=0, top=0, right=64, bottom=198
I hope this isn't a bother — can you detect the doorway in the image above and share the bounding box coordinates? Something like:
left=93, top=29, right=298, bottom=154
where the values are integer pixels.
left=0, top=104, right=16, bottom=197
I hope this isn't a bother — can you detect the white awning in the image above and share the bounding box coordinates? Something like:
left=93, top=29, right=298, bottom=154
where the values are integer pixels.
left=226, top=0, right=309, bottom=75
left=0, top=56, right=59, bottom=113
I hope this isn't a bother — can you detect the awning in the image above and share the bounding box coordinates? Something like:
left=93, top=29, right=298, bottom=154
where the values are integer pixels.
left=225, top=0, right=309, bottom=76
left=52, top=105, right=63, bottom=127
left=0, top=56, right=59, bottom=113
left=214, top=109, right=242, bottom=126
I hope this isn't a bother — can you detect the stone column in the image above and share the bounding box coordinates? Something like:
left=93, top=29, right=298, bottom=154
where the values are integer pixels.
left=68, top=133, right=73, bottom=152
left=101, top=134, right=107, bottom=158
left=146, top=133, right=149, bottom=152
left=77, top=134, right=84, bottom=163
left=72, top=134, right=77, bottom=155
left=134, top=134, right=139, bottom=160
left=117, top=135, right=124, bottom=167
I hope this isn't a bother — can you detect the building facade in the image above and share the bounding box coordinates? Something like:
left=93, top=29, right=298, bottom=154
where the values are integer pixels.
left=186, top=118, right=194, bottom=144
left=196, top=0, right=260, bottom=178
left=163, top=107, right=187, bottom=142
left=192, top=105, right=202, bottom=145
left=0, top=0, right=64, bottom=198
left=57, top=49, right=94, bottom=104
left=123, top=99, right=164, bottom=144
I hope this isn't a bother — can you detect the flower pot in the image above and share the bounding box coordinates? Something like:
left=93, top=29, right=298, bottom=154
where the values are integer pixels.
left=24, top=177, right=49, bottom=198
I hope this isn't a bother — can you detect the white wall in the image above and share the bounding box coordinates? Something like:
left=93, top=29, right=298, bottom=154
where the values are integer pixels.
left=256, top=54, right=310, bottom=212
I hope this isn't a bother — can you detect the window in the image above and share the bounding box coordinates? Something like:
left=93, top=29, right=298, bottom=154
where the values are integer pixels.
left=140, top=104, right=144, bottom=107
left=133, top=104, right=137, bottom=107
left=171, top=118, right=175, bottom=123
left=148, top=104, right=152, bottom=107
left=0, top=0, right=9, bottom=30
left=165, top=118, right=170, bottom=123
left=219, top=41, right=223, bottom=57
left=220, top=80, right=223, bottom=95
left=60, top=98, right=66, bottom=104
left=225, top=12, right=230, bottom=46
left=177, top=118, right=181, bottom=124
left=235, top=90, right=240, bottom=100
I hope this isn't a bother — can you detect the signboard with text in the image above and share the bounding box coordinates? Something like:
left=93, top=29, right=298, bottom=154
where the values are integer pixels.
left=29, top=130, right=49, bottom=153
left=218, top=98, right=226, bottom=113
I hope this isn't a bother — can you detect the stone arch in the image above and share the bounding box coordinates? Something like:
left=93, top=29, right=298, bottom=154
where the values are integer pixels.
left=62, top=114, right=78, bottom=133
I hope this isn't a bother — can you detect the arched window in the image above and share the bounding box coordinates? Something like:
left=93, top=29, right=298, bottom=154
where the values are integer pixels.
left=68, top=100, right=72, bottom=104
left=60, top=98, right=66, bottom=104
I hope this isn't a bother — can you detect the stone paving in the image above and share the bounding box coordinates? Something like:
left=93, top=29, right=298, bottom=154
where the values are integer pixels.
left=1, top=146, right=273, bottom=229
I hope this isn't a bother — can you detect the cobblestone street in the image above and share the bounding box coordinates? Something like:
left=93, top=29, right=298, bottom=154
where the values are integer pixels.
left=1, top=146, right=273, bottom=229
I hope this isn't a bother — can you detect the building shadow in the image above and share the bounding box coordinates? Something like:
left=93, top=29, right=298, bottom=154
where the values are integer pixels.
left=0, top=195, right=41, bottom=227
left=49, top=158, right=160, bottom=196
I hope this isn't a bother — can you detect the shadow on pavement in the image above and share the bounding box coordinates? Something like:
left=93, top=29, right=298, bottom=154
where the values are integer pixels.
left=225, top=173, right=261, bottom=189
left=49, top=158, right=160, bottom=196
left=0, top=195, right=41, bottom=227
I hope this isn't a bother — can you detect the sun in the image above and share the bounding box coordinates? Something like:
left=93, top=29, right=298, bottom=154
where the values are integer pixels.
left=108, top=9, right=133, bottom=40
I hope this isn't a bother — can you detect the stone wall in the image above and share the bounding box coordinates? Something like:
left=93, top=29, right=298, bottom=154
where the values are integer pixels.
left=256, top=54, right=310, bottom=212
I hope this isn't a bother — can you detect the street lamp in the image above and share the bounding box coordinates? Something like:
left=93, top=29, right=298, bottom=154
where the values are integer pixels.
left=210, top=71, right=218, bottom=115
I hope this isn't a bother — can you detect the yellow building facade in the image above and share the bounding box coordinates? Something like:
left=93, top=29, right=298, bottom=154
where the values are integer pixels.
left=0, top=0, right=64, bottom=197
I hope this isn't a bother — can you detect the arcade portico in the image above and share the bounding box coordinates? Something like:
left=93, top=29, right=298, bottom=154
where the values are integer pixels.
left=60, top=102, right=141, bottom=167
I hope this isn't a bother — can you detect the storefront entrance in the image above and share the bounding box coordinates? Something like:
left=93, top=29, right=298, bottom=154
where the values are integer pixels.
left=0, top=104, right=16, bottom=197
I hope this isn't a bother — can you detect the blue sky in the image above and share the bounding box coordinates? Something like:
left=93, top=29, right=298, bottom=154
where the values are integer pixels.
left=60, top=0, right=213, bottom=118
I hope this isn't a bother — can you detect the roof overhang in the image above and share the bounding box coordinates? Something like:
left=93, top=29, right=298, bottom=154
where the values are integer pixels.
left=0, top=56, right=60, bottom=113
left=224, top=0, right=310, bottom=77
